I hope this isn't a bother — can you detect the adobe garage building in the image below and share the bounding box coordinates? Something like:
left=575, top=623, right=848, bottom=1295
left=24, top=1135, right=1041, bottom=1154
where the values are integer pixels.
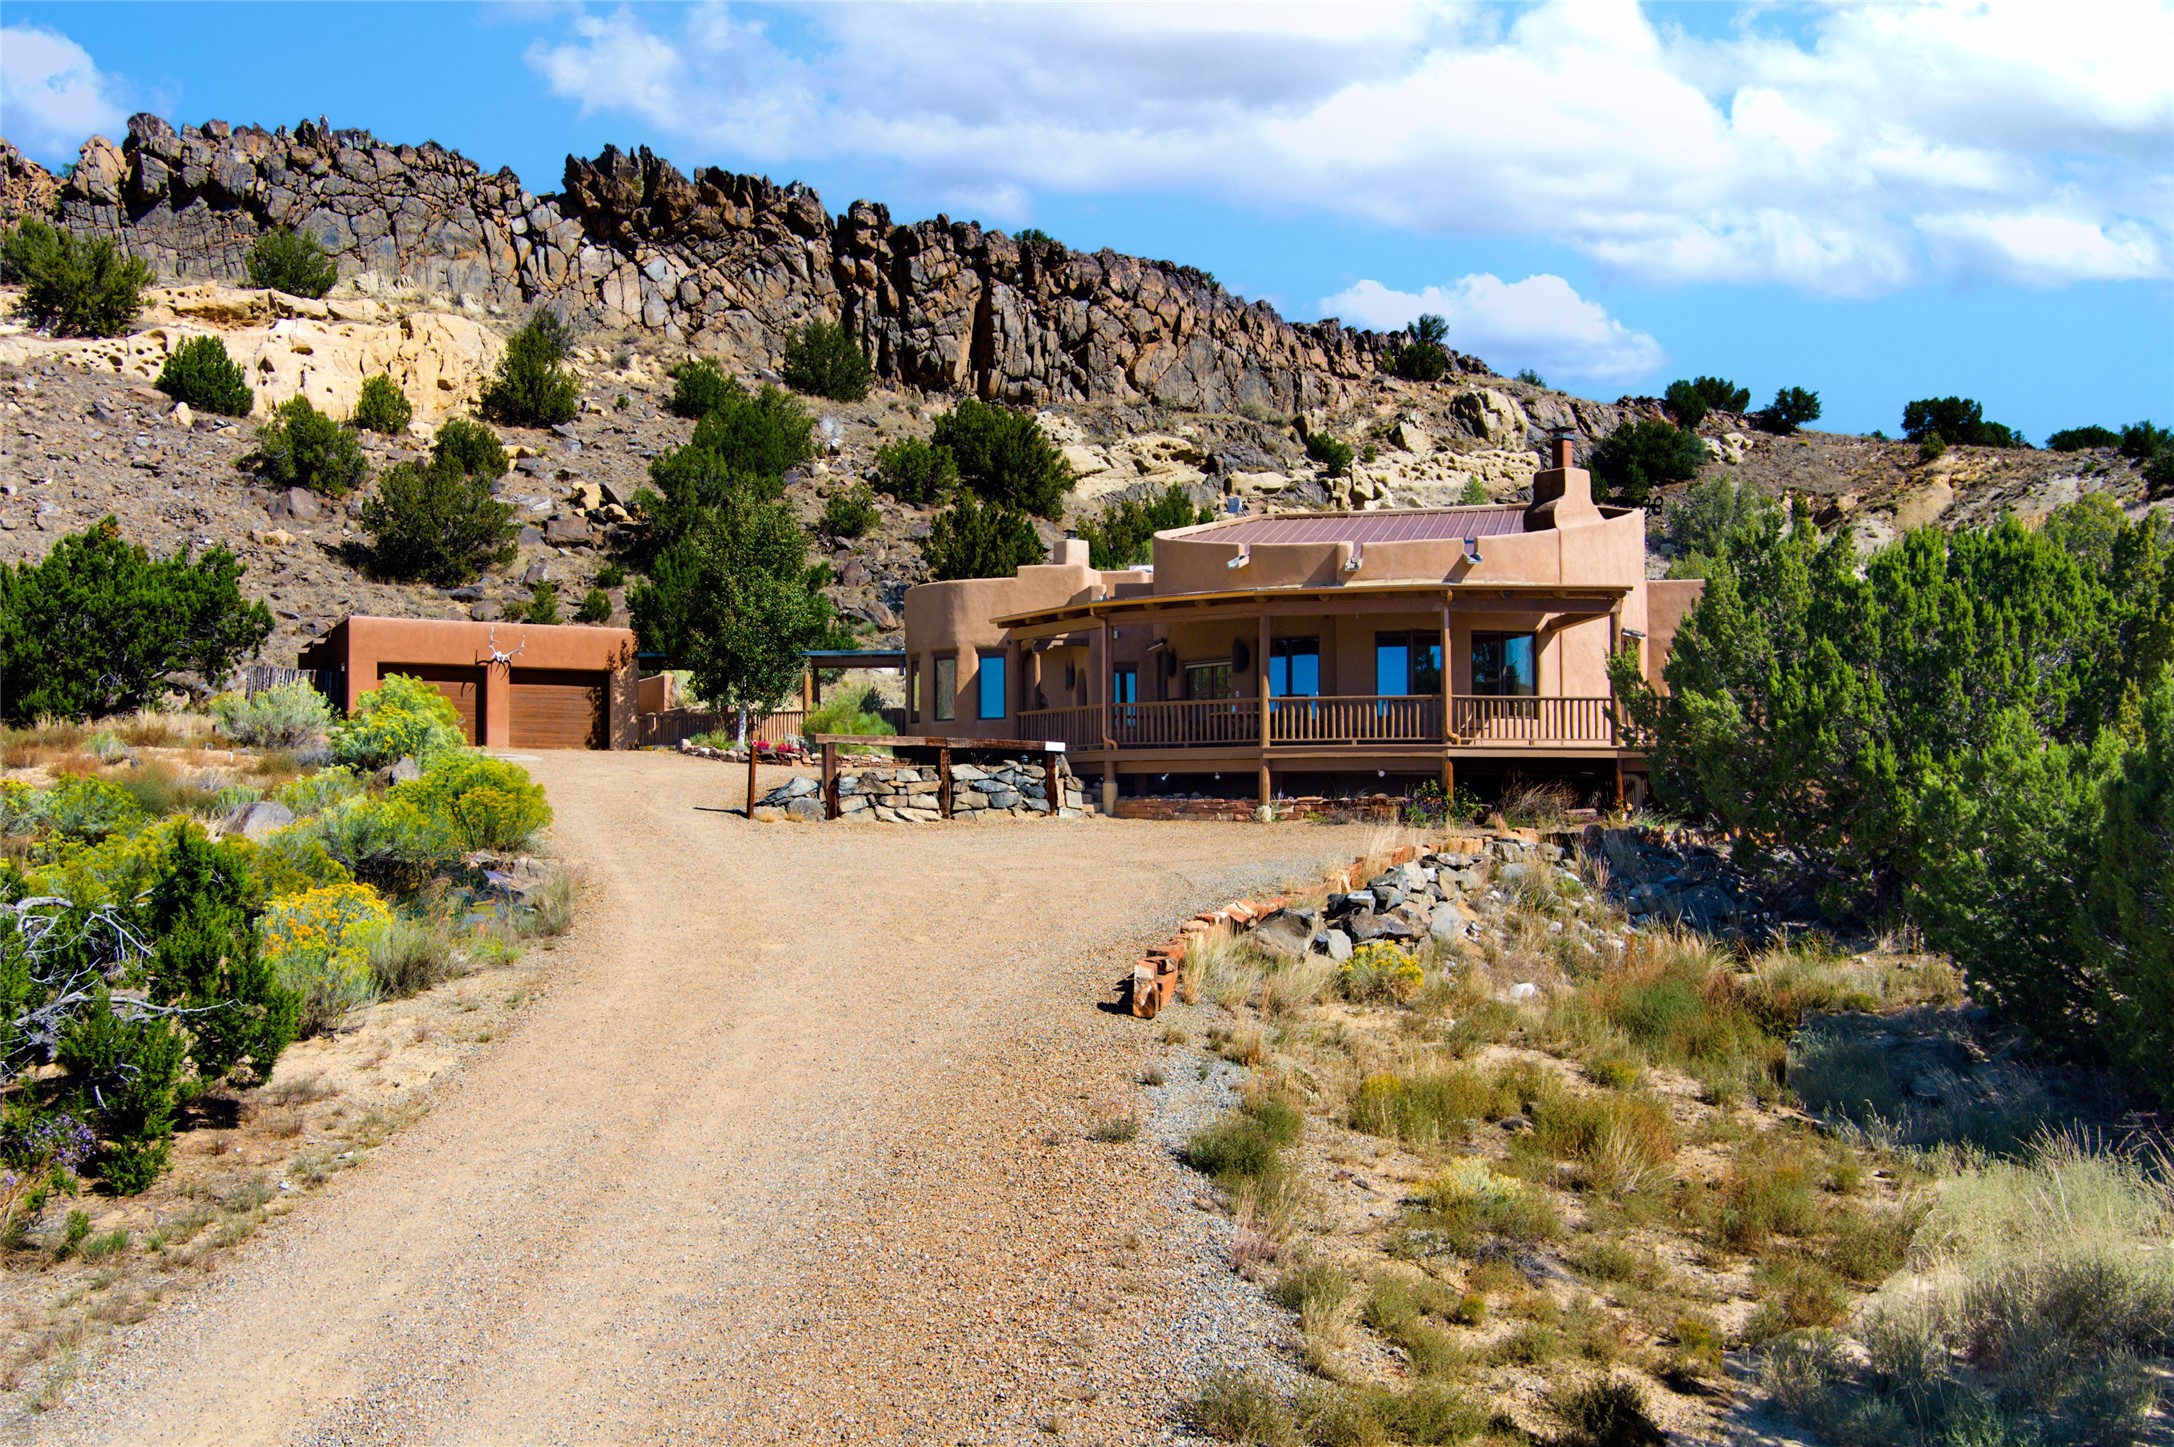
left=901, top=437, right=1702, bottom=805
left=300, top=617, right=640, bottom=749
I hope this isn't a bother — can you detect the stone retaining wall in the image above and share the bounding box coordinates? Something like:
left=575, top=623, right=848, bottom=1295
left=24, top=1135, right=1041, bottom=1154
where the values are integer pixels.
left=20, top=115, right=1491, bottom=412
left=752, top=757, right=1088, bottom=823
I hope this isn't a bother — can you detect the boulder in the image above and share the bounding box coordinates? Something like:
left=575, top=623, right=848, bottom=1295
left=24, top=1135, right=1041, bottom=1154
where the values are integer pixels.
left=388, top=756, right=423, bottom=784
left=784, top=797, right=825, bottom=822
left=220, top=799, right=294, bottom=840
left=1251, top=910, right=1315, bottom=960
left=1318, top=928, right=1353, bottom=962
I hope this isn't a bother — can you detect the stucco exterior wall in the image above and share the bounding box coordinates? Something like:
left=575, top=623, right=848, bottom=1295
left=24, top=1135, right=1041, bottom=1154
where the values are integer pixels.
left=298, top=616, right=640, bottom=749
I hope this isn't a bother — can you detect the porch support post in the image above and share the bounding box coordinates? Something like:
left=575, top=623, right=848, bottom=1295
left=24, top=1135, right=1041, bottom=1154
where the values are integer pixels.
left=1258, top=762, right=1272, bottom=811
left=1442, top=754, right=1456, bottom=800
left=1098, top=615, right=1115, bottom=750
left=1257, top=611, right=1271, bottom=749
left=1439, top=595, right=1454, bottom=746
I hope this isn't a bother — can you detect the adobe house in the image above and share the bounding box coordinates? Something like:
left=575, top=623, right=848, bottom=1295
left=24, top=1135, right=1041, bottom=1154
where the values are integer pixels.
left=901, top=437, right=1703, bottom=805
left=299, top=616, right=640, bottom=749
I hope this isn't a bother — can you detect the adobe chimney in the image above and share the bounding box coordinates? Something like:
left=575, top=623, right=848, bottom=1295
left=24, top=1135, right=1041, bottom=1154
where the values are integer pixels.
left=1525, top=428, right=1601, bottom=531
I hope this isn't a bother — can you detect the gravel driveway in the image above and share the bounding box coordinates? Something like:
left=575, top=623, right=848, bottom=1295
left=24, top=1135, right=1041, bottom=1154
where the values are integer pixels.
left=20, top=751, right=1356, bottom=1446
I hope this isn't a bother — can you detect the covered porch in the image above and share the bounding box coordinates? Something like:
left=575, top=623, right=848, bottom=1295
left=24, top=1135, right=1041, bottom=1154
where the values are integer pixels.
left=992, top=582, right=1639, bottom=800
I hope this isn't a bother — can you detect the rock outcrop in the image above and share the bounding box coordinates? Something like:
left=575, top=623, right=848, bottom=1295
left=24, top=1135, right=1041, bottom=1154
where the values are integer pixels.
left=15, top=115, right=1489, bottom=412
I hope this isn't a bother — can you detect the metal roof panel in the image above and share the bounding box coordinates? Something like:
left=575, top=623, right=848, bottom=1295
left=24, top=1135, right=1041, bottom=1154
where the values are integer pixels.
left=1188, top=507, right=1527, bottom=545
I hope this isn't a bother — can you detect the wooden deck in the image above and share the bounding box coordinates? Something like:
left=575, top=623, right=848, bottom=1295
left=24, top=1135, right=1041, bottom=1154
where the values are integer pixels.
left=1016, top=694, right=1620, bottom=754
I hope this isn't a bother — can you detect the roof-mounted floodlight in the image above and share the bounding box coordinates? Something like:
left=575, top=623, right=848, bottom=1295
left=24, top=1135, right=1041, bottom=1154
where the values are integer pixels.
left=1621, top=627, right=1647, bottom=641
left=1462, top=537, right=1483, bottom=567
left=1227, top=544, right=1251, bottom=569
left=1344, top=541, right=1364, bottom=573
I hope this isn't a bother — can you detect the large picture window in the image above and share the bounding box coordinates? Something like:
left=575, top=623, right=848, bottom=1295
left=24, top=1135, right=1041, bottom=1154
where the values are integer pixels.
left=1471, top=632, right=1537, bottom=696
left=1185, top=660, right=1235, bottom=700
left=1268, top=637, right=1320, bottom=697
left=1375, top=632, right=1443, bottom=695
left=977, top=650, right=1007, bottom=720
left=933, top=655, right=956, bottom=721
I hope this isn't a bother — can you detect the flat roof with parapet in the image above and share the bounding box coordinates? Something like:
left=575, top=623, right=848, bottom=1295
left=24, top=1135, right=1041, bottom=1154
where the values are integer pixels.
left=1175, top=506, right=1528, bottom=545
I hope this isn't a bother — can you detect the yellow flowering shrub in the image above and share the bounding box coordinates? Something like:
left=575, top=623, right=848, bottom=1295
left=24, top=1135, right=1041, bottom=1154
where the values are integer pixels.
left=1340, top=940, right=1427, bottom=1004
left=261, top=882, right=391, bottom=1035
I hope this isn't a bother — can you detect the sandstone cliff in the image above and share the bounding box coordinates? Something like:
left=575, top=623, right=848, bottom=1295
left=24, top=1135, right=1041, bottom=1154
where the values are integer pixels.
left=12, top=115, right=1486, bottom=412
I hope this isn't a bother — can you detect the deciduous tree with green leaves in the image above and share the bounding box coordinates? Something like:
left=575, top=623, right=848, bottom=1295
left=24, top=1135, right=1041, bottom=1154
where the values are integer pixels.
left=629, top=480, right=849, bottom=742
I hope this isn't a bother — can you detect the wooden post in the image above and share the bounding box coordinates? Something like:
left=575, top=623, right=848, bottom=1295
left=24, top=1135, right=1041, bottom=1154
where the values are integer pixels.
left=1257, top=610, right=1271, bottom=749
left=938, top=745, right=953, bottom=819
left=1099, top=615, right=1115, bottom=749
left=822, top=740, right=838, bottom=820
left=1044, top=747, right=1059, bottom=818
left=1257, top=762, right=1272, bottom=811
left=745, top=743, right=759, bottom=819
left=1439, top=595, right=1454, bottom=745
left=1613, top=758, right=1625, bottom=812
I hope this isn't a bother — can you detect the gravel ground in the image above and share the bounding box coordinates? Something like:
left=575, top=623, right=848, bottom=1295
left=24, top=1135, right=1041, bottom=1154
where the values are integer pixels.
left=11, top=751, right=1355, bottom=1446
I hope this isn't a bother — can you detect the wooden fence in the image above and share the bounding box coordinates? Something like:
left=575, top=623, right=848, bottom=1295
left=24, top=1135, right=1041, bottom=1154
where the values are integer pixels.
left=638, top=705, right=908, bottom=748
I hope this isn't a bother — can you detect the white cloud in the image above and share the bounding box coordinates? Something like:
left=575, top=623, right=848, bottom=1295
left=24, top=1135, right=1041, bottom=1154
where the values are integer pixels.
left=1320, top=275, right=1664, bottom=386
left=0, top=23, right=129, bottom=164
left=524, top=0, right=2174, bottom=296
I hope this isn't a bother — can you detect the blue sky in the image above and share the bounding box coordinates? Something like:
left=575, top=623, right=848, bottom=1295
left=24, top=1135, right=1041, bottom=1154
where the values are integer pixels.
left=4, top=1, right=2170, bottom=440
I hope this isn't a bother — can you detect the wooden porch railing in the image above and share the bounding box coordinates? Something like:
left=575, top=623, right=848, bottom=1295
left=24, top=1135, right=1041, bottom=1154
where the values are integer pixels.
left=1270, top=695, right=1441, bottom=744
left=1449, top=695, right=1615, bottom=746
left=1015, top=704, right=1104, bottom=750
left=1018, top=695, right=1620, bottom=751
left=637, top=708, right=811, bottom=747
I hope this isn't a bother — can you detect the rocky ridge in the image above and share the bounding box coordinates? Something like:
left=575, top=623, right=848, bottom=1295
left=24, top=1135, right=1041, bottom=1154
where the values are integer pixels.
left=16, top=114, right=1487, bottom=413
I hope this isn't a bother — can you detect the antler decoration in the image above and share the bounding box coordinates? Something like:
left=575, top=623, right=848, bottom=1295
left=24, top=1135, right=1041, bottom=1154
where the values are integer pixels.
left=485, top=625, right=527, bottom=666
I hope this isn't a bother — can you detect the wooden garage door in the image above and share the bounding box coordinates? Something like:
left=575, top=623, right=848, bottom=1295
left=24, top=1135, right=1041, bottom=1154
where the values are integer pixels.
left=510, top=668, right=607, bottom=749
left=382, top=665, right=483, bottom=744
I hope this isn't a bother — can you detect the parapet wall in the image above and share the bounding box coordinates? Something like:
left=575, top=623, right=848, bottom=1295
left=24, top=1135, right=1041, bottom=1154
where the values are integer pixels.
left=23, top=115, right=1492, bottom=412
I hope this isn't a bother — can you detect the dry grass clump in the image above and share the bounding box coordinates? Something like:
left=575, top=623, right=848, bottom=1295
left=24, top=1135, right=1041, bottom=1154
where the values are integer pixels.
left=1188, top=1369, right=1491, bottom=1446
left=1764, top=1135, right=2173, bottom=1446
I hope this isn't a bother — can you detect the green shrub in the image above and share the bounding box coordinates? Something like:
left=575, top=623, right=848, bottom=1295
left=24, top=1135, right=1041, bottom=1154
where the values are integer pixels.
left=1590, top=419, right=1704, bottom=504
left=1551, top=1379, right=1665, bottom=1447
left=26, top=774, right=146, bottom=844
left=1901, top=396, right=2023, bottom=448
left=243, top=226, right=337, bottom=298
left=1189, top=1373, right=1297, bottom=1444
left=392, top=751, right=552, bottom=852
left=1347, top=1065, right=1513, bottom=1145
left=1077, top=484, right=1212, bottom=567
left=1515, top=368, right=1546, bottom=386
left=479, top=311, right=581, bottom=427
left=0, top=518, right=273, bottom=724
left=351, top=373, right=413, bottom=434
left=684, top=383, right=815, bottom=489
left=365, top=914, right=464, bottom=998
left=819, top=484, right=879, bottom=539
left=1759, top=386, right=1824, bottom=436
left=919, top=492, right=1043, bottom=581
left=1662, top=474, right=1779, bottom=570
left=805, top=684, right=895, bottom=740
left=362, top=460, right=517, bottom=586
left=595, top=559, right=626, bottom=588
left=1664, top=376, right=1750, bottom=428
left=156, top=334, right=253, bottom=416
left=1918, top=433, right=1947, bottom=462
left=246, top=396, right=368, bottom=496
left=2046, top=424, right=2121, bottom=452
left=1410, top=1158, right=1560, bottom=1254
left=1, top=218, right=152, bottom=337
left=1458, top=476, right=1489, bottom=505
left=574, top=586, right=613, bottom=624
left=210, top=681, right=334, bottom=748
left=299, top=793, right=460, bottom=886
left=667, top=358, right=740, bottom=419
left=1390, top=316, right=1451, bottom=382
left=516, top=580, right=561, bottom=625
left=272, top=766, right=364, bottom=818
left=331, top=674, right=467, bottom=768
left=780, top=317, right=872, bottom=401
left=1184, top=1116, right=1281, bottom=1184
left=431, top=416, right=508, bottom=480
left=930, top=399, right=1073, bottom=517
left=1305, top=431, right=1355, bottom=477
left=872, top=435, right=959, bottom=504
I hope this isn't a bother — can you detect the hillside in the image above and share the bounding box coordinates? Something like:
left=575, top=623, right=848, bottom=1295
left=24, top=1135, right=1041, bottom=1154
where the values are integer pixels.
left=2, top=114, right=2160, bottom=670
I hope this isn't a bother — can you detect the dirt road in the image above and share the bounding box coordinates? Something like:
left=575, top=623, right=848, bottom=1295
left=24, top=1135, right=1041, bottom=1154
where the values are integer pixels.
left=22, top=752, right=1356, bottom=1445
